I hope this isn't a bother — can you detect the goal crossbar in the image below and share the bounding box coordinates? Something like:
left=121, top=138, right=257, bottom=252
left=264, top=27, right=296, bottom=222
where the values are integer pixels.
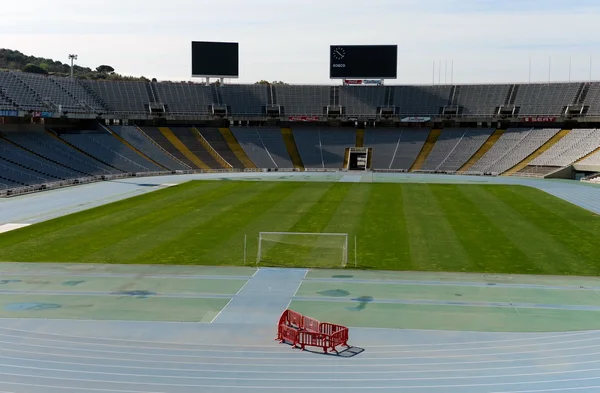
left=256, top=232, right=349, bottom=268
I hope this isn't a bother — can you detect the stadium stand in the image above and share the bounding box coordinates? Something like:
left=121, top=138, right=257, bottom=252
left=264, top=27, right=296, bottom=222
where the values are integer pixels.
left=154, top=83, right=212, bottom=115
left=49, top=76, right=107, bottom=112
left=513, top=83, right=580, bottom=115
left=395, top=85, right=452, bottom=116
left=420, top=128, right=494, bottom=172
left=528, top=129, right=600, bottom=167
left=0, top=138, right=82, bottom=180
left=583, top=82, right=600, bottom=115
left=11, top=72, right=86, bottom=113
left=467, top=128, right=560, bottom=175
left=59, top=131, right=164, bottom=172
left=169, top=127, right=221, bottom=169
left=364, top=129, right=429, bottom=170
left=141, top=127, right=200, bottom=169
left=0, top=72, right=48, bottom=111
left=292, top=128, right=355, bottom=169
left=453, top=85, right=511, bottom=116
left=339, top=86, right=387, bottom=116
left=2, top=129, right=116, bottom=176
left=81, top=80, right=151, bottom=113
left=109, top=126, right=190, bottom=171
left=578, top=150, right=600, bottom=166
left=276, top=85, right=329, bottom=115
left=196, top=128, right=245, bottom=169
left=220, top=85, right=267, bottom=116
left=230, top=127, right=294, bottom=168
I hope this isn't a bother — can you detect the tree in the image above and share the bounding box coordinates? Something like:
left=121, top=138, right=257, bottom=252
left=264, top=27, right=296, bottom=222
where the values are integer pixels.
left=22, top=63, right=48, bottom=75
left=96, top=65, right=115, bottom=74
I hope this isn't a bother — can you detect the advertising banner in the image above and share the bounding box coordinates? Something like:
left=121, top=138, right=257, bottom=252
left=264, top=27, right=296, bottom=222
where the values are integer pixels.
left=0, top=110, right=18, bottom=117
left=288, top=116, right=320, bottom=122
left=522, top=117, right=556, bottom=123
left=400, top=116, right=431, bottom=123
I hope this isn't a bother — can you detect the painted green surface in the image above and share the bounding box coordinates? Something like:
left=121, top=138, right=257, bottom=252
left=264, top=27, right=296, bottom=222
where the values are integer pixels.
left=0, top=275, right=245, bottom=295
left=296, top=281, right=600, bottom=306
left=1, top=181, right=600, bottom=275
left=0, top=263, right=256, bottom=276
left=0, top=294, right=228, bottom=322
left=288, top=300, right=600, bottom=332
left=306, top=269, right=600, bottom=287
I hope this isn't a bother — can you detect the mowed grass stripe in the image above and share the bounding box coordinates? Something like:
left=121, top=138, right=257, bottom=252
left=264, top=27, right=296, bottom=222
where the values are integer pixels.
left=402, top=184, right=470, bottom=272
left=434, top=185, right=529, bottom=273
left=0, top=181, right=230, bottom=261
left=82, top=181, right=281, bottom=264
left=204, top=182, right=336, bottom=265
left=462, top=185, right=584, bottom=275
left=486, top=186, right=600, bottom=275
left=2, top=181, right=600, bottom=276
left=358, top=184, right=410, bottom=270
left=129, top=181, right=298, bottom=265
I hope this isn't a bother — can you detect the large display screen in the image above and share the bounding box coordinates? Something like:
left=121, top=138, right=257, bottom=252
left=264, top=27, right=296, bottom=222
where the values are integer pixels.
left=191, top=41, right=239, bottom=78
left=329, top=45, right=397, bottom=79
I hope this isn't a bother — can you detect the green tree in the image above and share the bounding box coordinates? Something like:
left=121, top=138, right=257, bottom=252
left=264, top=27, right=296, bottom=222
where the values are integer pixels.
left=96, top=65, right=115, bottom=74
left=22, top=63, right=48, bottom=74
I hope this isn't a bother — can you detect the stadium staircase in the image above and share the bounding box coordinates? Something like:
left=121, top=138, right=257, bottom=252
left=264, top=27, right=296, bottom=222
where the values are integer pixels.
left=503, top=129, right=571, bottom=176
left=157, top=127, right=209, bottom=170
left=281, top=128, right=304, bottom=170
left=355, top=129, right=365, bottom=148
left=103, top=126, right=169, bottom=171
left=409, top=129, right=441, bottom=171
left=191, top=127, right=232, bottom=169
left=458, top=129, right=505, bottom=172
left=218, top=128, right=257, bottom=169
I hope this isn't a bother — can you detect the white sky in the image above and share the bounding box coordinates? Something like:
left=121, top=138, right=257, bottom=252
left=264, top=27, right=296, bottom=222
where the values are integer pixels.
left=2, top=0, right=600, bottom=84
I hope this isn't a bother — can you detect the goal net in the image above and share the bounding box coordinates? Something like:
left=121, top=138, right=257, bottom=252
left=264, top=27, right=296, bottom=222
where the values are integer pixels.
left=257, top=232, right=348, bottom=268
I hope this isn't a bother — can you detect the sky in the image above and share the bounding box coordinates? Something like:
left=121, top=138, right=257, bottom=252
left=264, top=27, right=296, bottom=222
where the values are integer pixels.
left=2, top=0, right=600, bottom=84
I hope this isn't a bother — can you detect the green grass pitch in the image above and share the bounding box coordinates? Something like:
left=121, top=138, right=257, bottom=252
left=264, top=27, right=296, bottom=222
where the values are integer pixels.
left=1, top=180, right=599, bottom=275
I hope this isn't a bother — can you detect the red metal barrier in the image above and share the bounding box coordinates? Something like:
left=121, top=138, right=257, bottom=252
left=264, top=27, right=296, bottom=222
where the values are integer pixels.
left=276, top=309, right=350, bottom=353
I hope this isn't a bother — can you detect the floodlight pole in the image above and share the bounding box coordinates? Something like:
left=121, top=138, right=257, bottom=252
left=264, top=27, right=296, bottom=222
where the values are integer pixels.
left=68, top=54, right=78, bottom=79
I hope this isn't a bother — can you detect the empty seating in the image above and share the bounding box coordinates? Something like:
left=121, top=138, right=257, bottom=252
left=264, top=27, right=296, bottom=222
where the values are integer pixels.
left=81, top=80, right=150, bottom=113
left=220, top=85, right=267, bottom=116
left=60, top=131, right=163, bottom=172
left=197, top=128, right=244, bottom=169
left=51, top=77, right=106, bottom=112
left=11, top=72, right=84, bottom=112
left=169, top=127, right=221, bottom=168
left=422, top=128, right=494, bottom=172
left=141, top=127, right=198, bottom=169
left=513, top=83, right=579, bottom=115
left=3, top=130, right=115, bottom=176
left=110, top=126, right=189, bottom=171
left=230, top=127, right=293, bottom=168
left=292, top=128, right=355, bottom=169
left=339, top=86, right=387, bottom=116
left=454, top=85, right=510, bottom=116
left=395, top=86, right=452, bottom=116
left=579, top=150, right=600, bottom=166
left=468, top=128, right=559, bottom=175
left=276, top=86, right=329, bottom=116
left=364, top=129, right=403, bottom=169
left=0, top=72, right=47, bottom=111
left=154, top=83, right=212, bottom=115
left=583, top=83, right=600, bottom=116
left=530, top=129, right=600, bottom=167
left=388, top=130, right=429, bottom=170
left=0, top=138, right=81, bottom=180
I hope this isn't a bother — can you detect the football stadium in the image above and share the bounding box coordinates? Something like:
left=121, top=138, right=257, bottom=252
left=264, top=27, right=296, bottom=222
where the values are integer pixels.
left=2, top=21, right=600, bottom=393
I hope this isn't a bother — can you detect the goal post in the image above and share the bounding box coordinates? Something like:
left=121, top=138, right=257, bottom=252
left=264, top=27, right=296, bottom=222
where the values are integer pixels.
left=257, top=232, right=349, bottom=268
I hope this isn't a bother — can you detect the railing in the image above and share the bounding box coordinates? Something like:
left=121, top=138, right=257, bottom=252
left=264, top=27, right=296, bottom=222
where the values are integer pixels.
left=276, top=309, right=349, bottom=354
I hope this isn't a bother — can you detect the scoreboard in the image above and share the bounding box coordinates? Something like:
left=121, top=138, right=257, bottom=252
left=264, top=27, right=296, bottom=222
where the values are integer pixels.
left=330, top=45, right=397, bottom=79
